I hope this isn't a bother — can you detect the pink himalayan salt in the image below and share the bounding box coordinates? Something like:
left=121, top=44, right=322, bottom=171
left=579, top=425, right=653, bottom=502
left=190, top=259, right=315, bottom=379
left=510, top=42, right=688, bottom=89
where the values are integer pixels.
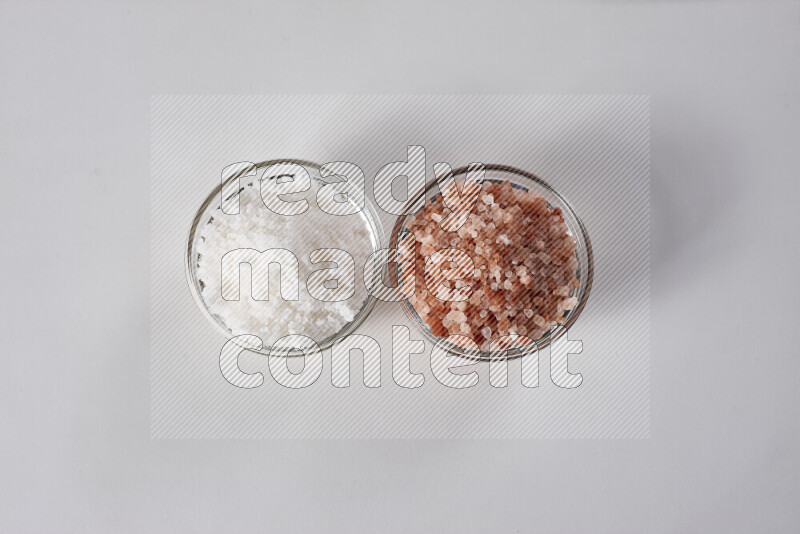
left=401, top=180, right=580, bottom=350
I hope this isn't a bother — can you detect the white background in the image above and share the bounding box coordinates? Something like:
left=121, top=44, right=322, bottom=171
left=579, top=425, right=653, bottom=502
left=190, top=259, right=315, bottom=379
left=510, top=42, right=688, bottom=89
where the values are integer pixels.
left=1, top=1, right=799, bottom=532
left=151, top=95, right=651, bottom=439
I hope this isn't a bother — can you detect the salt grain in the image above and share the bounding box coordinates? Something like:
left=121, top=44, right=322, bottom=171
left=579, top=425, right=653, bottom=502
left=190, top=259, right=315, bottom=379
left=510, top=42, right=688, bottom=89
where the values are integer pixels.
left=402, top=180, right=580, bottom=349
left=196, top=180, right=372, bottom=342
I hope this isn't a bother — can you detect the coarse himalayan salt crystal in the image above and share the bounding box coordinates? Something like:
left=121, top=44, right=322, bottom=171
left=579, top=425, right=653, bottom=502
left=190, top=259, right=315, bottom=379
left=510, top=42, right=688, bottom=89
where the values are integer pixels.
left=562, top=296, right=579, bottom=310
left=553, top=286, right=571, bottom=297
left=402, top=180, right=580, bottom=350
left=446, top=310, right=467, bottom=323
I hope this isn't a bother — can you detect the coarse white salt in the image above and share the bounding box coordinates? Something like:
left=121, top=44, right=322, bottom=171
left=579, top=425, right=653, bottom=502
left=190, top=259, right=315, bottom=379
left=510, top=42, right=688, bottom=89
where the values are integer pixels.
left=195, top=179, right=374, bottom=344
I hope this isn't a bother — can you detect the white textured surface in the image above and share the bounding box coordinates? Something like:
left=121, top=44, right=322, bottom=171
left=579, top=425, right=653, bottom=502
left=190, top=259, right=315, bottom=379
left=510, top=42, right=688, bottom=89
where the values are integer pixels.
left=1, top=1, right=799, bottom=533
left=195, top=181, right=371, bottom=342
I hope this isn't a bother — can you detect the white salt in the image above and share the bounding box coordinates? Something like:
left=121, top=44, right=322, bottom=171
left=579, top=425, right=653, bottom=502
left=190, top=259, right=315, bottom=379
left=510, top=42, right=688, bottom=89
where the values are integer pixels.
left=195, top=179, right=373, bottom=343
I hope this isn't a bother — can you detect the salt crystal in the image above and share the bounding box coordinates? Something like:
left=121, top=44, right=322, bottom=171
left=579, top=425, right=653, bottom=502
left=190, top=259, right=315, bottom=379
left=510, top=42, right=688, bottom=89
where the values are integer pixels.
left=400, top=180, right=581, bottom=352
left=446, top=310, right=467, bottom=323
left=554, top=286, right=570, bottom=297
left=196, top=178, right=372, bottom=343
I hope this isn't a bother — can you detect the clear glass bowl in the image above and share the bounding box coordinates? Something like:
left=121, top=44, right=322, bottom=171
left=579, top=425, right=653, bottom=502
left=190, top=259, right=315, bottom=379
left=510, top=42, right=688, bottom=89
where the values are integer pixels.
left=389, top=164, right=594, bottom=360
left=185, top=159, right=384, bottom=356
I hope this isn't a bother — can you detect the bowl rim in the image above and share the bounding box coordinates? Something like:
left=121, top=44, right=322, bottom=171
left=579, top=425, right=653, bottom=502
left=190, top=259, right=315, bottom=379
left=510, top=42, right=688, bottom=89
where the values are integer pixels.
left=184, top=158, right=384, bottom=357
left=388, top=163, right=594, bottom=361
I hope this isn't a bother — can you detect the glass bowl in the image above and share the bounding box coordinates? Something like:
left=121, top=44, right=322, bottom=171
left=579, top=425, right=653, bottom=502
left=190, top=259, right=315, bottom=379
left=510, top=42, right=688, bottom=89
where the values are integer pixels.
left=185, top=159, right=384, bottom=357
left=389, top=164, right=594, bottom=361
